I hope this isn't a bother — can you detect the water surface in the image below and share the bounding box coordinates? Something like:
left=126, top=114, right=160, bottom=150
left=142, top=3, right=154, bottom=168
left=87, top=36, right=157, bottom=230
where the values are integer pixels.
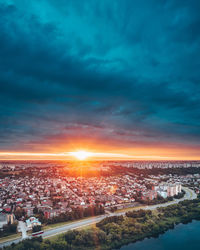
left=121, top=220, right=200, bottom=250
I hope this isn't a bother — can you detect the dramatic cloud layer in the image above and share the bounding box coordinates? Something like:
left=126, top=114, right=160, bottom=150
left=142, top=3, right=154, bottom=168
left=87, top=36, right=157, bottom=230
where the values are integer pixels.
left=0, top=0, right=200, bottom=158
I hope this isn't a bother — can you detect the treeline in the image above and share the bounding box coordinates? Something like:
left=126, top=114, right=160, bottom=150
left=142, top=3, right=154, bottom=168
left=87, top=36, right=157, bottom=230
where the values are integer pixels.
left=136, top=190, right=185, bottom=206
left=157, top=199, right=200, bottom=223
left=126, top=209, right=152, bottom=218
left=37, top=204, right=105, bottom=225
left=139, top=167, right=200, bottom=176
left=112, top=165, right=200, bottom=176
left=96, top=215, right=124, bottom=228
left=136, top=195, right=173, bottom=205
left=0, top=222, right=17, bottom=238
left=32, top=225, right=42, bottom=233
left=4, top=197, right=200, bottom=250
left=174, top=190, right=185, bottom=199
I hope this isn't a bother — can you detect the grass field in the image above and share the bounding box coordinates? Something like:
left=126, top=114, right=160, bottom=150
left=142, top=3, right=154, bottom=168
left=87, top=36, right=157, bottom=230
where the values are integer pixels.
left=44, top=222, right=96, bottom=241
left=43, top=215, right=97, bottom=231
left=0, top=233, right=21, bottom=244
left=115, top=204, right=147, bottom=213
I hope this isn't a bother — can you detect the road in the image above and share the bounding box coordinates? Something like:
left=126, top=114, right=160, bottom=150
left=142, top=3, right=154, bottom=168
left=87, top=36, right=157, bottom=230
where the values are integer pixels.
left=0, top=187, right=197, bottom=248
left=18, top=221, right=28, bottom=239
left=112, top=187, right=197, bottom=216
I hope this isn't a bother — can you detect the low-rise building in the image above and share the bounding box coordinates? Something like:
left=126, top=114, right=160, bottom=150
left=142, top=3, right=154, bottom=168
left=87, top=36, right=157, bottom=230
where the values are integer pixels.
left=26, top=217, right=41, bottom=230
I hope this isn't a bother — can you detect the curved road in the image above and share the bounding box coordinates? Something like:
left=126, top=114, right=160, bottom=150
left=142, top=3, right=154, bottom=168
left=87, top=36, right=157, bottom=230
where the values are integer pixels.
left=0, top=187, right=197, bottom=248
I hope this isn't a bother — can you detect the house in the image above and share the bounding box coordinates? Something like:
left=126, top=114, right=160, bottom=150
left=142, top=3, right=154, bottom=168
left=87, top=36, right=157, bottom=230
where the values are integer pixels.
left=26, top=217, right=41, bottom=230
left=0, top=213, right=7, bottom=229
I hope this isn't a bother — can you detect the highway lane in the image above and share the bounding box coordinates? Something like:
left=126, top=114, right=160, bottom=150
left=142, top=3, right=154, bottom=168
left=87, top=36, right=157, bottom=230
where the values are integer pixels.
left=114, top=186, right=197, bottom=215
left=144, top=186, right=197, bottom=210
left=0, top=186, right=197, bottom=248
left=0, top=216, right=108, bottom=248
left=43, top=215, right=107, bottom=238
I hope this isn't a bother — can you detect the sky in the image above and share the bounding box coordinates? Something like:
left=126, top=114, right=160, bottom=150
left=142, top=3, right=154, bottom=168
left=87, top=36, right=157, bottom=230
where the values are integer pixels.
left=0, top=0, right=200, bottom=160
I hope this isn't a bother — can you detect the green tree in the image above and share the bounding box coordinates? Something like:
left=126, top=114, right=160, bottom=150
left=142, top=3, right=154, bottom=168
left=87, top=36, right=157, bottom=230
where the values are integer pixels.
left=33, top=206, right=38, bottom=214
left=32, top=225, right=42, bottom=233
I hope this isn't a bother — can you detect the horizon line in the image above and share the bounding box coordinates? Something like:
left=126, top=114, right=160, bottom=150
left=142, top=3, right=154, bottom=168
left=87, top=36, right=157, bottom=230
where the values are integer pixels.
left=0, top=151, right=199, bottom=161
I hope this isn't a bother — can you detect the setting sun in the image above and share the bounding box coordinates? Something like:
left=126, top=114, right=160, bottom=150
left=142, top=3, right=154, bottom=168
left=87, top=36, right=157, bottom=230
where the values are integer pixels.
left=69, top=150, right=91, bottom=160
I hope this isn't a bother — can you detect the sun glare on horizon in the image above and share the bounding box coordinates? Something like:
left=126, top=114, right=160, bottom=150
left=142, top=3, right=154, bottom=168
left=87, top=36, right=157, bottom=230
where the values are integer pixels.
left=69, top=150, right=92, bottom=160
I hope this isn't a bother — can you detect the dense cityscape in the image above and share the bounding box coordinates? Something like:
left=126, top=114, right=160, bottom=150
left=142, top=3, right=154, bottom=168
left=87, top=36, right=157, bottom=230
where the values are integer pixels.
left=1, top=160, right=200, bottom=249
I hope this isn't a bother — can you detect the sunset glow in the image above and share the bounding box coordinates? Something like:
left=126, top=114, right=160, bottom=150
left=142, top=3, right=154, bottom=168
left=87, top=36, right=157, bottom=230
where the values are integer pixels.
left=0, top=1, right=199, bottom=163
left=0, top=150, right=199, bottom=161
left=69, top=151, right=92, bottom=160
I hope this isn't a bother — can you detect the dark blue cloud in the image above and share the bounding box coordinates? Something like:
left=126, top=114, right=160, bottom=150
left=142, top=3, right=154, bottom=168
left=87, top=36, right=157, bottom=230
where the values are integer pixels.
left=0, top=0, right=200, bottom=155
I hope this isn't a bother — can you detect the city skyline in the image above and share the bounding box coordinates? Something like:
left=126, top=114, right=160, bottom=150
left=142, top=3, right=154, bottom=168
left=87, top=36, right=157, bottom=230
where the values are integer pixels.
left=0, top=150, right=200, bottom=161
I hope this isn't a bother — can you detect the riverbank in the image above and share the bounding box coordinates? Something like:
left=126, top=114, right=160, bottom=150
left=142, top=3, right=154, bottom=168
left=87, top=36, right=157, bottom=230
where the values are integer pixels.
left=121, top=220, right=200, bottom=250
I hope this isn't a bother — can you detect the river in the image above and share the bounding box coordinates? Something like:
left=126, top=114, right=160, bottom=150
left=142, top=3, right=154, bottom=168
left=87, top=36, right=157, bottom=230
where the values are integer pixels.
left=121, top=220, right=200, bottom=250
